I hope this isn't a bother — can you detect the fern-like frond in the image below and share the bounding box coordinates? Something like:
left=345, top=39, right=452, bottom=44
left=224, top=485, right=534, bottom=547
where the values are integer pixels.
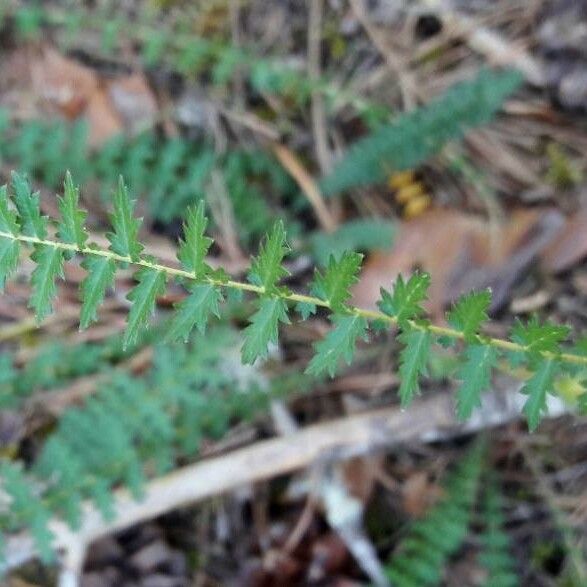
left=385, top=442, right=485, bottom=587
left=478, top=475, right=519, bottom=587
left=321, top=68, right=523, bottom=195
left=0, top=173, right=585, bottom=432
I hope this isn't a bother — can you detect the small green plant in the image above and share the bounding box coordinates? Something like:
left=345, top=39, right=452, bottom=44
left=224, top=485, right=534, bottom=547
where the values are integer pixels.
left=1, top=326, right=301, bottom=561
left=478, top=475, right=519, bottom=587
left=0, top=171, right=585, bottom=431
left=320, top=68, right=523, bottom=195
left=384, top=442, right=485, bottom=586
left=0, top=3, right=379, bottom=120
left=0, top=114, right=298, bottom=239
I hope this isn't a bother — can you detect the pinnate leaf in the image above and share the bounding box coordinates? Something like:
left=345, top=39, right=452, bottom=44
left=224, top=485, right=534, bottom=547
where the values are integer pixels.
left=241, top=297, right=290, bottom=364
left=177, top=202, right=213, bottom=277
left=455, top=344, right=497, bottom=420
left=107, top=176, right=143, bottom=261
left=311, top=251, right=362, bottom=311
left=57, top=171, right=88, bottom=250
left=306, top=314, right=368, bottom=377
left=447, top=289, right=491, bottom=341
left=378, top=271, right=430, bottom=326
left=397, top=328, right=431, bottom=406
left=248, top=221, right=289, bottom=292
left=11, top=171, right=47, bottom=238
left=522, top=359, right=557, bottom=431
left=124, top=267, right=166, bottom=348
left=79, top=255, right=117, bottom=329
left=30, top=244, right=64, bottom=322
left=166, top=283, right=222, bottom=342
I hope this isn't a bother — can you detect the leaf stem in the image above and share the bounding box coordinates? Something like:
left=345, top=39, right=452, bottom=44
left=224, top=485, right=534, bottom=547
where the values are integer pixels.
left=3, top=230, right=587, bottom=368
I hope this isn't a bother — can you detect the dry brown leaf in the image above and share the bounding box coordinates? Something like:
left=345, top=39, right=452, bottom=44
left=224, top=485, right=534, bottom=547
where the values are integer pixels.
left=542, top=207, right=587, bottom=273
left=402, top=472, right=443, bottom=517
left=1, top=44, right=158, bottom=146
left=352, top=207, right=562, bottom=318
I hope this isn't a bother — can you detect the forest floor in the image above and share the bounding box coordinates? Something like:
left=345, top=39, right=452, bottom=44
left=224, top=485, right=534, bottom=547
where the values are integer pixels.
left=1, top=0, right=587, bottom=586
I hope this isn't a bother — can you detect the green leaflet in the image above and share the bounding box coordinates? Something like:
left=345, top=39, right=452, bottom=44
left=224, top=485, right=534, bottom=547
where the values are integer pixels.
left=0, top=185, right=19, bottom=235
left=124, top=268, right=166, bottom=348
left=398, top=328, right=431, bottom=406
left=29, top=244, right=64, bottom=322
left=79, top=255, right=117, bottom=329
left=378, top=271, right=430, bottom=326
left=166, top=283, right=223, bottom=342
left=522, top=359, right=557, bottom=432
left=241, top=297, right=290, bottom=364
left=11, top=171, right=48, bottom=238
left=0, top=189, right=20, bottom=290
left=0, top=237, right=20, bottom=291
left=306, top=314, right=368, bottom=377
left=248, top=221, right=289, bottom=293
left=311, top=251, right=363, bottom=312
left=511, top=317, right=570, bottom=357
left=455, top=344, right=497, bottom=420
left=107, top=176, right=143, bottom=261
left=57, top=171, right=88, bottom=250
left=177, top=202, right=213, bottom=277
left=447, top=289, right=491, bottom=341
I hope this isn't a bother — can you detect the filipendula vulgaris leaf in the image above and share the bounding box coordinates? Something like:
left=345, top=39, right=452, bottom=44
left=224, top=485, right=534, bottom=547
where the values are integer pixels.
left=79, top=254, right=117, bottom=329
left=166, top=283, right=223, bottom=342
left=0, top=461, right=55, bottom=564
left=447, top=289, right=491, bottom=341
left=306, top=314, right=368, bottom=377
left=311, top=251, right=363, bottom=311
left=177, top=201, right=213, bottom=276
left=29, top=244, right=64, bottom=322
left=378, top=270, right=431, bottom=327
left=11, top=171, right=47, bottom=238
left=455, top=345, right=497, bottom=420
left=248, top=220, right=289, bottom=293
left=241, top=297, right=290, bottom=364
left=522, top=358, right=558, bottom=432
left=124, top=266, right=166, bottom=348
left=398, top=328, right=431, bottom=406
left=57, top=171, right=88, bottom=254
left=0, top=185, right=21, bottom=290
left=106, top=176, right=143, bottom=261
